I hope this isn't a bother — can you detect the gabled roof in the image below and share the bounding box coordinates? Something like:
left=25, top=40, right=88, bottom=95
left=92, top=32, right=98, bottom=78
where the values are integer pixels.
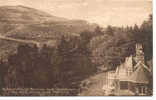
left=115, top=63, right=129, bottom=81
left=129, top=62, right=151, bottom=84
left=124, top=55, right=133, bottom=69
left=115, top=56, right=134, bottom=81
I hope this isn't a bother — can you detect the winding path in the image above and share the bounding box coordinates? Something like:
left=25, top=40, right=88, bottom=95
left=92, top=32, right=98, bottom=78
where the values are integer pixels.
left=0, top=35, right=40, bottom=47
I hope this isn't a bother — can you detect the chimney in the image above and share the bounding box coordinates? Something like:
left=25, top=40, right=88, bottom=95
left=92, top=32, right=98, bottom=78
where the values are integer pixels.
left=135, top=43, right=145, bottom=64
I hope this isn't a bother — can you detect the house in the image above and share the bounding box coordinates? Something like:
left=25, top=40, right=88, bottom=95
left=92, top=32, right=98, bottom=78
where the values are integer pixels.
left=113, top=43, right=152, bottom=96
left=102, top=70, right=116, bottom=95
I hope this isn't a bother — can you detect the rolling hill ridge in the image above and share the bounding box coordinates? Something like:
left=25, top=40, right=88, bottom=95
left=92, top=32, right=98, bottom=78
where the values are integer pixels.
left=0, top=5, right=97, bottom=40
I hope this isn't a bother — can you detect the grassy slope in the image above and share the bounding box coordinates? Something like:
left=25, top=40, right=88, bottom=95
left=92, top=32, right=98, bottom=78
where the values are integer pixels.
left=0, top=5, right=97, bottom=60
left=0, top=5, right=96, bottom=40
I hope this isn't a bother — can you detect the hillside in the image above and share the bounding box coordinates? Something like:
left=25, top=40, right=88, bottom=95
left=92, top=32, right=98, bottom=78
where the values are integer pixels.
left=0, top=5, right=96, bottom=40
left=0, top=5, right=68, bottom=23
left=0, top=5, right=98, bottom=60
left=0, top=5, right=152, bottom=94
left=0, top=5, right=152, bottom=70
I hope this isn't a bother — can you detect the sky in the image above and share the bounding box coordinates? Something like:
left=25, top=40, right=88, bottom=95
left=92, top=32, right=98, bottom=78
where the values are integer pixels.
left=0, top=0, right=152, bottom=27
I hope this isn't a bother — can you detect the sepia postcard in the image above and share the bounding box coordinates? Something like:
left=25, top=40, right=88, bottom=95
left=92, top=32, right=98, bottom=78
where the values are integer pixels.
left=0, top=0, right=153, bottom=96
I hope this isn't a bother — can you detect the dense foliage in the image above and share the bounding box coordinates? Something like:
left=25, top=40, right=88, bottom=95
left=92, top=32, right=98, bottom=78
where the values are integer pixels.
left=0, top=33, right=96, bottom=89
left=0, top=14, right=152, bottom=93
left=90, top=14, right=152, bottom=69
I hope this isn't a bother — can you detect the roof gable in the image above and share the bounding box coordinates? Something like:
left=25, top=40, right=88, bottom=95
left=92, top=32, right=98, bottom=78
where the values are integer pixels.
left=129, top=62, right=151, bottom=84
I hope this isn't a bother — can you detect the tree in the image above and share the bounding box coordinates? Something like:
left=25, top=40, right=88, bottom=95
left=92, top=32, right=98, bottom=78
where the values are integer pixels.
left=56, top=34, right=96, bottom=88
left=94, top=26, right=103, bottom=36
left=0, top=61, right=8, bottom=94
left=140, top=14, right=153, bottom=60
left=105, top=25, right=114, bottom=36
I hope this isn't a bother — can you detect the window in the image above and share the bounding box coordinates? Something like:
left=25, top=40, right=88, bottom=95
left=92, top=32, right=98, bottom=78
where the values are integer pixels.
left=139, top=87, right=142, bottom=93
left=143, top=87, right=146, bottom=93
left=138, top=86, right=146, bottom=94
left=120, top=81, right=128, bottom=90
left=127, top=70, right=132, bottom=76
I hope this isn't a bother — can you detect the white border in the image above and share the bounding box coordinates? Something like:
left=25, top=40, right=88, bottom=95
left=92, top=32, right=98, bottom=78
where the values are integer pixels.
left=0, top=0, right=155, bottom=100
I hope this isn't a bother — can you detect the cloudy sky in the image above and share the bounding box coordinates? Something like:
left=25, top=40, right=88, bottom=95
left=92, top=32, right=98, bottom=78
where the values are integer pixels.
left=0, top=0, right=152, bottom=27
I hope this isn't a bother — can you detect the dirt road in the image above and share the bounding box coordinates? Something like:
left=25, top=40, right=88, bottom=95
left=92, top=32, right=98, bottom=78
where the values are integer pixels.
left=0, top=35, right=40, bottom=46
left=79, top=72, right=108, bottom=96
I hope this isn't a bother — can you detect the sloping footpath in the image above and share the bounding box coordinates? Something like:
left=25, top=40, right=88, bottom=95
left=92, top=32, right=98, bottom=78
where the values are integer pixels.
left=79, top=72, right=108, bottom=96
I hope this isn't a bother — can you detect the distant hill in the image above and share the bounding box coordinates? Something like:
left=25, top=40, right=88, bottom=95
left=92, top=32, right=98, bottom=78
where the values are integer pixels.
left=0, top=5, right=97, bottom=60
left=0, top=5, right=68, bottom=23
left=0, top=5, right=97, bottom=41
